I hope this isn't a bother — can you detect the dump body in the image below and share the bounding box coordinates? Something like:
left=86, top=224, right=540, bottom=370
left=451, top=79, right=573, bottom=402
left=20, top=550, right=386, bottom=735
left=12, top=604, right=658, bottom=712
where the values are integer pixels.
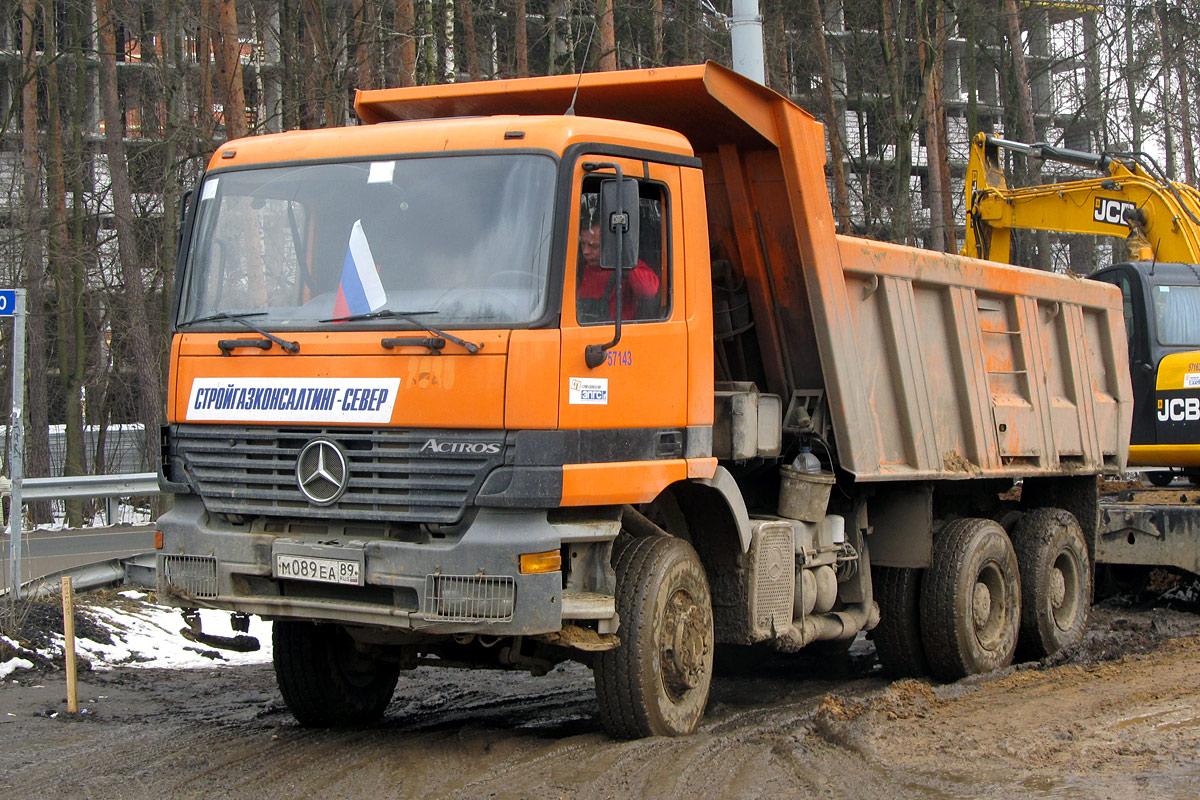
left=357, top=64, right=1131, bottom=480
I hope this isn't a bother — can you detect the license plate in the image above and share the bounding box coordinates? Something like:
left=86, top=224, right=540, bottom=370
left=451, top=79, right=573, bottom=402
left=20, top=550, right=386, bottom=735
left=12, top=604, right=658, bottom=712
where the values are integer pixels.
left=274, top=554, right=361, bottom=586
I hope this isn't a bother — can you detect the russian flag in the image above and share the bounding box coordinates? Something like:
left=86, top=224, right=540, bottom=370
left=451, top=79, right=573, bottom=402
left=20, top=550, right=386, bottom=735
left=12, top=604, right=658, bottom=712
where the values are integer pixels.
left=332, top=219, right=387, bottom=318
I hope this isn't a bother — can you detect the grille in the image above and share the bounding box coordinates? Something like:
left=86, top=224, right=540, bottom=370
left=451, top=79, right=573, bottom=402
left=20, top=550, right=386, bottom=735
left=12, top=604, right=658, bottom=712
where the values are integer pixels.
left=169, top=425, right=505, bottom=525
left=160, top=555, right=219, bottom=599
left=424, top=574, right=515, bottom=622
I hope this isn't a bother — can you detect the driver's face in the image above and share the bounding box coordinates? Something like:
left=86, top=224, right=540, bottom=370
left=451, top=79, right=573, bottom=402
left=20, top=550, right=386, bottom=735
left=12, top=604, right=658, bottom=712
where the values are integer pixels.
left=581, top=225, right=601, bottom=269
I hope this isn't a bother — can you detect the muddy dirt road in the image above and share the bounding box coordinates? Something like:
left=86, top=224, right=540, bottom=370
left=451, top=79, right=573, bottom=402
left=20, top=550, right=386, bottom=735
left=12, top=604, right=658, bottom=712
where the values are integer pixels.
left=3, top=598, right=1200, bottom=800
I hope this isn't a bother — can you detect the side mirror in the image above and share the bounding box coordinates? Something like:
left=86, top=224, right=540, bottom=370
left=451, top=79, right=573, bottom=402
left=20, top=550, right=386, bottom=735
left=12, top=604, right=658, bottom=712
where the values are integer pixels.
left=599, top=177, right=640, bottom=270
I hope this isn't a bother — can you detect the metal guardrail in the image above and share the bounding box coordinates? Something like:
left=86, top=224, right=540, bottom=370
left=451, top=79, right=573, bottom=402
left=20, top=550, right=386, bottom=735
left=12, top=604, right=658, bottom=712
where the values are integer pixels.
left=17, top=472, right=160, bottom=500
left=4, top=472, right=160, bottom=601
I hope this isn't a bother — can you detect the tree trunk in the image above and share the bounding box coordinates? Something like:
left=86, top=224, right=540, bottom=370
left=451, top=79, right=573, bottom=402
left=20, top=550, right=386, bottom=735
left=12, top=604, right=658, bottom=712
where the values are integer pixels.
left=443, top=0, right=455, bottom=79
left=1124, top=2, right=1141, bottom=151
left=880, top=0, right=915, bottom=244
left=922, top=4, right=955, bottom=253
left=43, top=0, right=87, bottom=525
left=596, top=0, right=615, bottom=70
left=215, top=0, right=248, bottom=139
left=96, top=0, right=163, bottom=473
left=198, top=0, right=216, bottom=141
left=1153, top=7, right=1175, bottom=179
left=19, top=0, right=51, bottom=522
left=652, top=0, right=663, bottom=64
left=514, top=0, right=528, bottom=77
left=394, top=0, right=417, bottom=86
left=423, top=1, right=438, bottom=81
left=353, top=0, right=373, bottom=90
left=462, top=0, right=480, bottom=80
left=546, top=0, right=565, bottom=74
left=808, top=0, right=850, bottom=234
left=1003, top=0, right=1048, bottom=269
left=1179, top=60, right=1196, bottom=186
left=1003, top=0, right=1035, bottom=145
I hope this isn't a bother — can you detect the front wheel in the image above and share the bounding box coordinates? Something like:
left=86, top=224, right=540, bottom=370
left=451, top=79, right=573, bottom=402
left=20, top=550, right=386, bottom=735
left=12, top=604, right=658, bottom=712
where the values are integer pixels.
left=594, top=535, right=714, bottom=738
left=1011, top=508, right=1091, bottom=659
left=273, top=621, right=400, bottom=727
left=920, top=518, right=1021, bottom=681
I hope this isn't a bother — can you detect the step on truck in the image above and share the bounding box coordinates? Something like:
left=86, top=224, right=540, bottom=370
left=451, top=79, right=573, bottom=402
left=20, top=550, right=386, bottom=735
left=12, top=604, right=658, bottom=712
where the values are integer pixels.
left=158, top=63, right=1132, bottom=736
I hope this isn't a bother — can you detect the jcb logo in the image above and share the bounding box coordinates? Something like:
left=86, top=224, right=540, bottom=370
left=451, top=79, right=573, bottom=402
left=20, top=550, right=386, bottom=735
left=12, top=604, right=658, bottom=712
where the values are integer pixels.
left=1158, top=397, right=1200, bottom=422
left=1093, top=197, right=1137, bottom=226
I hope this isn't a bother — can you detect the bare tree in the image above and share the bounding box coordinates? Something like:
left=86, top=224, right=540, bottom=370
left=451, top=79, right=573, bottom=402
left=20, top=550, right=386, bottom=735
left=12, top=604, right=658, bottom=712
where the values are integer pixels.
left=597, top=0, right=615, bottom=70
left=96, top=0, right=163, bottom=471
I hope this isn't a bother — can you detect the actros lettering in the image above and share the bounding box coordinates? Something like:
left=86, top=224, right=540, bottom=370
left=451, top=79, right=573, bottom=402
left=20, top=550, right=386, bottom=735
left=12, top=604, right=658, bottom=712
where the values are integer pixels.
left=1158, top=397, right=1200, bottom=422
left=420, top=439, right=501, bottom=455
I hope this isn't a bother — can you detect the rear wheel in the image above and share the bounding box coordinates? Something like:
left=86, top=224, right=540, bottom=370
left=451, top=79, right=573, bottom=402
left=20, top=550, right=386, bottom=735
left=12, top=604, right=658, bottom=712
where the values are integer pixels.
left=1093, top=563, right=1151, bottom=600
left=1146, top=470, right=1175, bottom=487
left=1011, top=508, right=1091, bottom=659
left=871, top=566, right=929, bottom=678
left=920, top=518, right=1020, bottom=681
left=273, top=621, right=400, bottom=727
left=594, top=535, right=714, bottom=738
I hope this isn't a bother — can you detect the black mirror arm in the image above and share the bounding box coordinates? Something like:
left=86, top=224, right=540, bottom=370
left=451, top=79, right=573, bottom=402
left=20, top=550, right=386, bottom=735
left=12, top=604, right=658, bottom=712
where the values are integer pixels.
left=585, top=162, right=626, bottom=369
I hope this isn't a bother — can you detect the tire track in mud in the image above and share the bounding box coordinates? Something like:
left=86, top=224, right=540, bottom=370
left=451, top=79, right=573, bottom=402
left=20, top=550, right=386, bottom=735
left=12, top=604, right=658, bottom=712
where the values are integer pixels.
left=7, top=596, right=1200, bottom=799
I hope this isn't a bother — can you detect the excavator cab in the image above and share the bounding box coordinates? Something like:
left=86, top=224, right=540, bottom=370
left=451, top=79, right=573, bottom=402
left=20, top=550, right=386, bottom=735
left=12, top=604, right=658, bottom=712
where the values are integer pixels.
left=1092, top=262, right=1200, bottom=471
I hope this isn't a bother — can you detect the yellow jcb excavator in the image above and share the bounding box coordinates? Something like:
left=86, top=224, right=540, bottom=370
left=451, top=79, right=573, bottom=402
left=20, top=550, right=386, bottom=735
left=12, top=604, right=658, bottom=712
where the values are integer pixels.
left=962, top=132, right=1200, bottom=484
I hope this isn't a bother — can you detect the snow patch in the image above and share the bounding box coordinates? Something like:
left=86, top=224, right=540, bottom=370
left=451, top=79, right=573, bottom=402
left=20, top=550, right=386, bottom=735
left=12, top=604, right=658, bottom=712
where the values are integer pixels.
left=1, top=657, right=34, bottom=679
left=24, top=597, right=272, bottom=670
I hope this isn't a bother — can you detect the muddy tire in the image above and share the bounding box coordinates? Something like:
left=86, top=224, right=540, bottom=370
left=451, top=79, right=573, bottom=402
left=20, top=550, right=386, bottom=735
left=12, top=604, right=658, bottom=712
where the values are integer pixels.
left=273, top=621, right=400, bottom=727
left=871, top=566, right=930, bottom=678
left=920, top=518, right=1020, bottom=681
left=594, top=535, right=714, bottom=738
left=1011, top=509, right=1091, bottom=660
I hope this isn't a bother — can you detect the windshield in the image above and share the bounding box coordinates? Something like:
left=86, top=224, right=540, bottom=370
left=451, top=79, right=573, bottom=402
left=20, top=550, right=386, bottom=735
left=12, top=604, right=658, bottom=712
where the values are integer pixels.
left=178, top=154, right=556, bottom=329
left=1153, top=284, right=1200, bottom=346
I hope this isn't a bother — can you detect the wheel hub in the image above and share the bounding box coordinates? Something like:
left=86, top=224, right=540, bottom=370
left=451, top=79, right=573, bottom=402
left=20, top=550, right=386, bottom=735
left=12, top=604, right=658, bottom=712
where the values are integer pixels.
left=972, top=581, right=993, bottom=631
left=1049, top=567, right=1067, bottom=608
left=661, top=589, right=707, bottom=694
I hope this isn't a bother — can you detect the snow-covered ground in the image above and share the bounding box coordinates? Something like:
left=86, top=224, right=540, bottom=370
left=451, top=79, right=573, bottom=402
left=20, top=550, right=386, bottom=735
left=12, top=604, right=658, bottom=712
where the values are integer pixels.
left=1, top=590, right=272, bottom=681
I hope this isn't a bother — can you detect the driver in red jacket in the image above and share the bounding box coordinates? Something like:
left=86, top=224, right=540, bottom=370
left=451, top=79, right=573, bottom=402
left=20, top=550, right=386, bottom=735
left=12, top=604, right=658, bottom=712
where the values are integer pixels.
left=577, top=222, right=660, bottom=322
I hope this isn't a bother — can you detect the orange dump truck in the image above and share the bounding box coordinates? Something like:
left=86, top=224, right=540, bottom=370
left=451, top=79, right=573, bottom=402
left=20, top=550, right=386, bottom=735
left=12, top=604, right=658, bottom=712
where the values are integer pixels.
left=158, top=63, right=1131, bottom=736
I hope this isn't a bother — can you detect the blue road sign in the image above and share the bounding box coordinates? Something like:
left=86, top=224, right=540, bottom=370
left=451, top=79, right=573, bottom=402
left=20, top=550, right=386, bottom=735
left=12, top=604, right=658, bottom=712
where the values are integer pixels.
left=0, top=290, right=14, bottom=316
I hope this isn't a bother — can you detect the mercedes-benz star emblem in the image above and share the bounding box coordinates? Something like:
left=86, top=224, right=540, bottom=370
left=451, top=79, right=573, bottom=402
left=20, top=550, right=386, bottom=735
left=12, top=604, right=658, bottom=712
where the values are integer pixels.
left=295, top=438, right=349, bottom=506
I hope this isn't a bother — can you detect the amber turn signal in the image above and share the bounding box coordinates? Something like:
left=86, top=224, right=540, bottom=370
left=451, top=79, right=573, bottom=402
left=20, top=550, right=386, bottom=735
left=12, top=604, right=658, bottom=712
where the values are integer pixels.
left=154, top=530, right=164, bottom=550
left=519, top=550, right=562, bottom=574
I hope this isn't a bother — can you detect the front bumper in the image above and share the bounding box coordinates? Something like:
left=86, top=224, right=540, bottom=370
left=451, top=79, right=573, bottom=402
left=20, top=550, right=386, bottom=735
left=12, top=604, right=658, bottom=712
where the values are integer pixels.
left=157, top=496, right=619, bottom=635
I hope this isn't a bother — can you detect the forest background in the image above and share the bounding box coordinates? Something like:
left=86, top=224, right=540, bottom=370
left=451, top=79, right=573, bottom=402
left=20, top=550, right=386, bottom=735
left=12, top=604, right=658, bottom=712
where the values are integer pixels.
left=0, top=0, right=1192, bottom=523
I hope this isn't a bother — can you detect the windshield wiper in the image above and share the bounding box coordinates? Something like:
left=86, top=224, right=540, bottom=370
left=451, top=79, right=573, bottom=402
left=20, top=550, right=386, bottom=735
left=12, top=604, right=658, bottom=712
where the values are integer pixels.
left=179, top=311, right=300, bottom=354
left=321, top=309, right=483, bottom=354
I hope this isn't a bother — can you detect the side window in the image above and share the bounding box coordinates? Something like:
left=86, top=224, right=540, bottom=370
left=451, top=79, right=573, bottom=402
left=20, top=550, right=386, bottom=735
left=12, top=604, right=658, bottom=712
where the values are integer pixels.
left=1115, top=273, right=1136, bottom=351
left=576, top=176, right=671, bottom=325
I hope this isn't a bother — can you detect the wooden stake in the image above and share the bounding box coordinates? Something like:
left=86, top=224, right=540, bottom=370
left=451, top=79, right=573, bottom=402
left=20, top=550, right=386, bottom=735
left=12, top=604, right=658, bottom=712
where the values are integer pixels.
left=61, top=576, right=78, bottom=713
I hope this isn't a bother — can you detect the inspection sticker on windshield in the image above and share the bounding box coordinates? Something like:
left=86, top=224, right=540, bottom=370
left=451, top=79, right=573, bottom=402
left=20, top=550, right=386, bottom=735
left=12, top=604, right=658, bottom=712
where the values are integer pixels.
left=186, top=377, right=401, bottom=423
left=569, top=377, right=608, bottom=405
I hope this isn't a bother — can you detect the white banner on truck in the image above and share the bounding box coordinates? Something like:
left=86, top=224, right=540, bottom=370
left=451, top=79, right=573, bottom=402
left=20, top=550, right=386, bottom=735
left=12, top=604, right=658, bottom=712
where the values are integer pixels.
left=185, top=377, right=401, bottom=423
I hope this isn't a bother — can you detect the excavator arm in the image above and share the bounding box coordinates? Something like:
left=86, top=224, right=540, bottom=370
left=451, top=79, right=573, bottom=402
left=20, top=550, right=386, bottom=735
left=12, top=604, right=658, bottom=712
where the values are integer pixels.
left=961, top=132, right=1200, bottom=265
